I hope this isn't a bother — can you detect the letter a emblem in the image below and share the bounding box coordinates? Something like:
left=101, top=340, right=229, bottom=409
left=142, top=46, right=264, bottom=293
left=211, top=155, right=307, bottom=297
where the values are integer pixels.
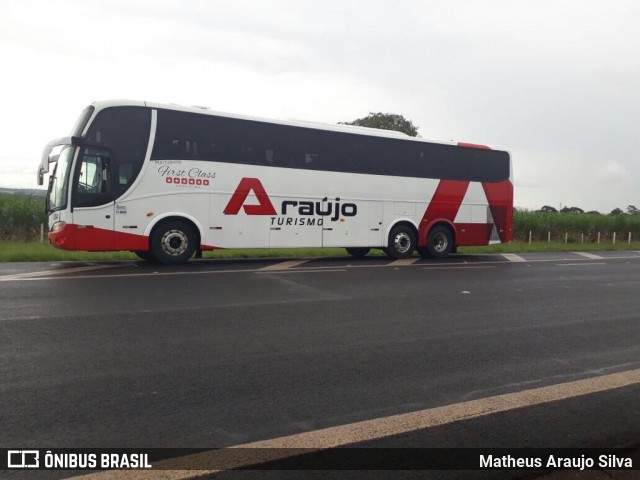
left=223, top=178, right=277, bottom=215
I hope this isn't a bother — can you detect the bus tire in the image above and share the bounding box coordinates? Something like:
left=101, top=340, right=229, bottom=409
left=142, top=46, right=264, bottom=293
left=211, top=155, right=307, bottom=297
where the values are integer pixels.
left=133, top=250, right=156, bottom=262
left=345, top=247, right=370, bottom=257
left=386, top=224, right=416, bottom=259
left=150, top=220, right=197, bottom=265
left=426, top=224, right=453, bottom=259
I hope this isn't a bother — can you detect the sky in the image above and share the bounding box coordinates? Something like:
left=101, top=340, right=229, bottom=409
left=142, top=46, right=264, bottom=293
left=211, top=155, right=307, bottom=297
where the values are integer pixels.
left=0, top=0, right=638, bottom=212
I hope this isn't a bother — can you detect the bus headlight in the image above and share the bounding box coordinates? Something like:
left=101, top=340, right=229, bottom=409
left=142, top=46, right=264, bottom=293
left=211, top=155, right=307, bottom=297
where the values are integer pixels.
left=51, top=221, right=66, bottom=232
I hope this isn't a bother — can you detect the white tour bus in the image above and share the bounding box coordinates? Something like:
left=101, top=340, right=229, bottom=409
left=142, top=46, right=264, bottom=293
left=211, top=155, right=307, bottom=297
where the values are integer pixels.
left=38, top=100, right=513, bottom=264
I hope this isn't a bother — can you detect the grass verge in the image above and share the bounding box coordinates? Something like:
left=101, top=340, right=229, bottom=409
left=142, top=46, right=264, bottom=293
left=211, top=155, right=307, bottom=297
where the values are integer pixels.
left=1, top=241, right=639, bottom=262
left=458, top=241, right=640, bottom=254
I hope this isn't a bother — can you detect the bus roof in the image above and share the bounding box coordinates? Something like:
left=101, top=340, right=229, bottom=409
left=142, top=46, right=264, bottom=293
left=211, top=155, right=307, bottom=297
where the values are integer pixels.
left=88, top=99, right=497, bottom=150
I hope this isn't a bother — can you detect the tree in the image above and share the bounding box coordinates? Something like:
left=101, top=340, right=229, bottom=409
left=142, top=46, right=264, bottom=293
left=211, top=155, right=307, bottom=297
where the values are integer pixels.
left=609, top=207, right=624, bottom=216
left=560, top=206, right=584, bottom=214
left=340, top=112, right=420, bottom=137
left=539, top=205, right=558, bottom=213
left=627, top=205, right=639, bottom=215
left=585, top=210, right=601, bottom=215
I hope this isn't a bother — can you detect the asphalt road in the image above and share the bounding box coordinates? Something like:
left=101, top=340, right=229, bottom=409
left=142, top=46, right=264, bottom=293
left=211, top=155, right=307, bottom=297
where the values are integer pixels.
left=1, top=251, right=639, bottom=479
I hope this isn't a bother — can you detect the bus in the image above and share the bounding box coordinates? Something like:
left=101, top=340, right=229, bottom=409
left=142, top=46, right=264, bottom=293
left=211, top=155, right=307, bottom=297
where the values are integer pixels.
left=38, top=100, right=512, bottom=264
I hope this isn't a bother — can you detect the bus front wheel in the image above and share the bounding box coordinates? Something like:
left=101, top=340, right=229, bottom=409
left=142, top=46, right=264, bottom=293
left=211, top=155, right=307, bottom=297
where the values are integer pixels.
left=150, top=220, right=198, bottom=265
left=386, top=225, right=416, bottom=259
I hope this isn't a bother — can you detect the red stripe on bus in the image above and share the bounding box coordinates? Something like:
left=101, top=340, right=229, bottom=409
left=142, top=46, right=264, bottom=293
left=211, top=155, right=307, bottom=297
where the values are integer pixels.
left=49, top=224, right=148, bottom=251
left=200, top=244, right=222, bottom=251
left=418, top=180, right=470, bottom=247
left=49, top=224, right=222, bottom=252
left=482, top=180, right=514, bottom=243
left=454, top=223, right=494, bottom=246
left=457, top=142, right=491, bottom=150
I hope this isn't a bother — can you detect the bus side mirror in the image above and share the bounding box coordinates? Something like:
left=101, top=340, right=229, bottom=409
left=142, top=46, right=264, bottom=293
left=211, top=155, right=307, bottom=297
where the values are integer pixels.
left=45, top=176, right=53, bottom=212
left=38, top=136, right=83, bottom=185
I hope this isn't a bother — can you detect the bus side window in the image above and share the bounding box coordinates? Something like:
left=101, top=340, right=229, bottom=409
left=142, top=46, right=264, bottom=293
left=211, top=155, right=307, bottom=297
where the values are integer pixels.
left=118, top=163, right=133, bottom=189
left=73, top=148, right=113, bottom=207
left=239, top=144, right=257, bottom=164
left=304, top=153, right=317, bottom=167
left=265, top=149, right=275, bottom=165
left=78, top=151, right=108, bottom=193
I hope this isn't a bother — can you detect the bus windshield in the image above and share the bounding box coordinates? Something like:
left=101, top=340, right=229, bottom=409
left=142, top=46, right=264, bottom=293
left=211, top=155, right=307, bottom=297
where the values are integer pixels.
left=47, top=146, right=74, bottom=212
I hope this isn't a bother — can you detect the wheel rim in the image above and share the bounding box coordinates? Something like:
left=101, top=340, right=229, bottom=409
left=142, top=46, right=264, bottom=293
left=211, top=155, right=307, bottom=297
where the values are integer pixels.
left=432, top=232, right=448, bottom=253
left=161, top=229, right=189, bottom=256
left=394, top=232, right=412, bottom=254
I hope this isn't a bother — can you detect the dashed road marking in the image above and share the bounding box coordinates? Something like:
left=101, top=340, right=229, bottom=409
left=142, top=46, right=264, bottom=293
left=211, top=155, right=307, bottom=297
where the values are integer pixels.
left=389, top=258, right=420, bottom=266
left=423, top=265, right=496, bottom=270
left=501, top=253, right=527, bottom=263
left=557, top=263, right=606, bottom=266
left=69, top=368, right=640, bottom=478
left=574, top=252, right=604, bottom=260
left=0, top=264, right=120, bottom=282
left=255, top=269, right=348, bottom=274
left=1, top=253, right=638, bottom=282
left=259, top=259, right=309, bottom=271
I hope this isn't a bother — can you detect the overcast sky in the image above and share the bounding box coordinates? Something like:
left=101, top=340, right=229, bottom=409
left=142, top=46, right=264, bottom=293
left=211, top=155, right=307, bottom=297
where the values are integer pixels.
left=1, top=0, right=638, bottom=212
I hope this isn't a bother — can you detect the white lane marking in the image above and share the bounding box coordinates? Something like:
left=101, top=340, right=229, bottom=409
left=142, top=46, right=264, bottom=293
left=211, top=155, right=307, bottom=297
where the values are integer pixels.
left=255, top=269, right=347, bottom=274
left=3, top=253, right=638, bottom=283
left=70, top=368, right=640, bottom=479
left=573, top=252, right=604, bottom=260
left=0, top=264, right=120, bottom=281
left=0, top=272, right=231, bottom=282
left=557, top=263, right=606, bottom=266
left=389, top=258, right=420, bottom=266
left=259, top=259, right=309, bottom=271
left=424, top=265, right=496, bottom=270
left=501, top=253, right=527, bottom=263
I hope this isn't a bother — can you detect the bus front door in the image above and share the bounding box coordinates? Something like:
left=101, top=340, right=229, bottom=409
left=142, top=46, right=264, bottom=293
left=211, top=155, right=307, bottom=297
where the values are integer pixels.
left=71, top=147, right=115, bottom=250
left=72, top=203, right=115, bottom=251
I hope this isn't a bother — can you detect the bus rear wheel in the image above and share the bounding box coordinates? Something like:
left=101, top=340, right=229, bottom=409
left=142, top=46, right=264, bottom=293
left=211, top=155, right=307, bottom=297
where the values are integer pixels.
left=345, top=247, right=370, bottom=257
left=421, top=224, right=453, bottom=259
left=386, top=224, right=416, bottom=259
left=150, top=220, right=198, bottom=265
